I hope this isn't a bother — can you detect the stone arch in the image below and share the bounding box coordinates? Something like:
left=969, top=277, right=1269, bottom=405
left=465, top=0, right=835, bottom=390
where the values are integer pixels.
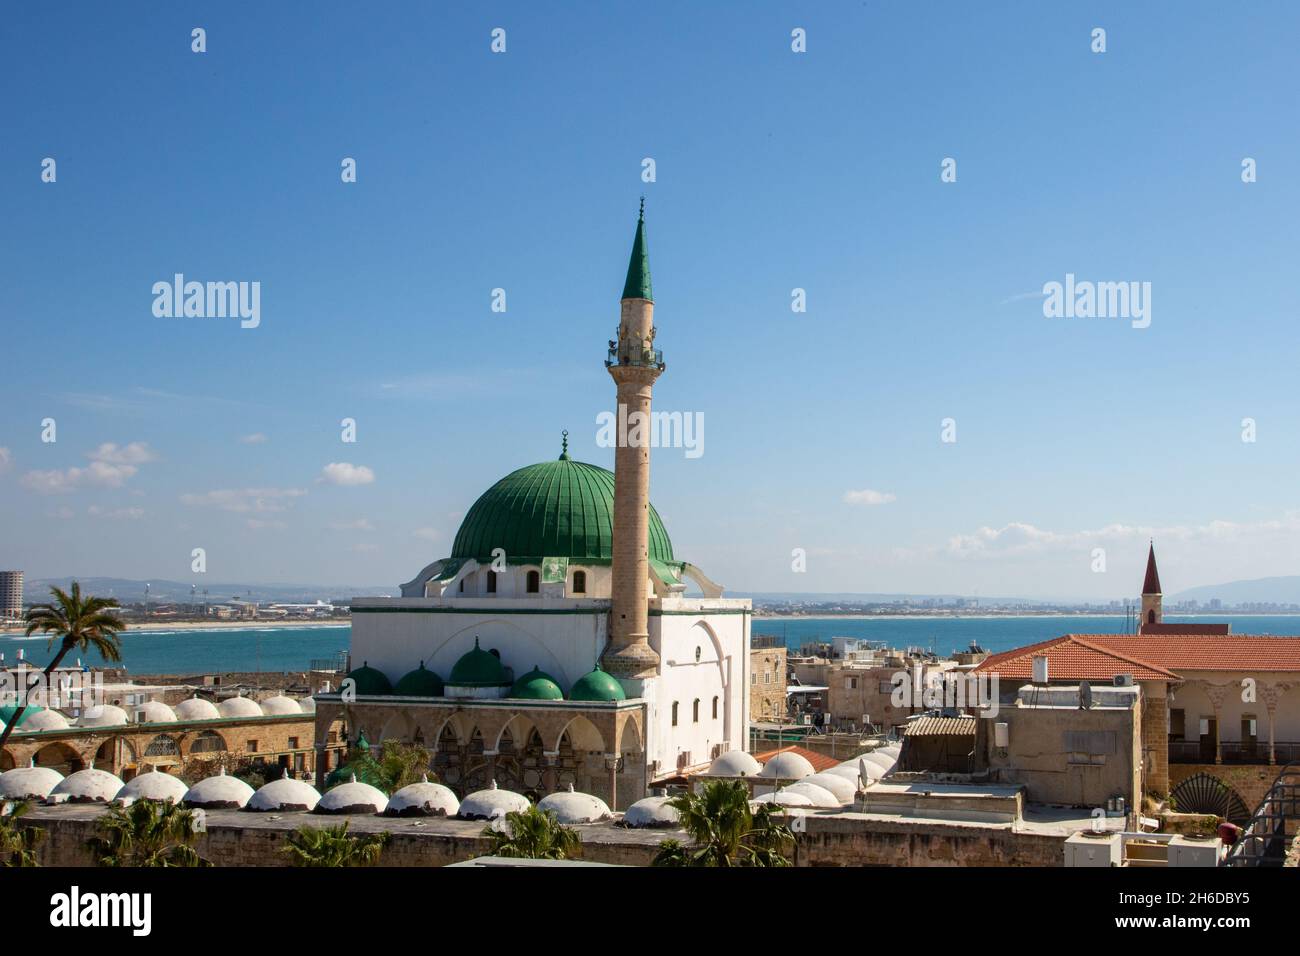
left=34, top=741, right=83, bottom=775
left=0, top=750, right=14, bottom=771
left=144, top=734, right=179, bottom=758
left=553, top=714, right=606, bottom=754
left=187, top=730, right=226, bottom=755
left=428, top=618, right=573, bottom=687
left=1170, top=772, right=1251, bottom=825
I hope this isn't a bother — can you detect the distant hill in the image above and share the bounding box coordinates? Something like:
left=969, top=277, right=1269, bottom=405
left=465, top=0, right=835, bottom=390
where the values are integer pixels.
left=1169, top=576, right=1300, bottom=606
left=23, top=577, right=393, bottom=604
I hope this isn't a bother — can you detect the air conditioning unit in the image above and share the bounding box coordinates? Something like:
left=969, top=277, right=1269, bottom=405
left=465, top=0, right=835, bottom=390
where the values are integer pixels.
left=1113, top=674, right=1134, bottom=687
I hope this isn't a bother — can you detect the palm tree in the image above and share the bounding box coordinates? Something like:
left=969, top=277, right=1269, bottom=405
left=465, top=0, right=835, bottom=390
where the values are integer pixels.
left=282, top=822, right=390, bottom=867
left=482, top=804, right=581, bottom=860
left=652, top=779, right=793, bottom=867
left=0, top=582, right=124, bottom=751
left=0, top=801, right=46, bottom=867
left=85, top=799, right=210, bottom=867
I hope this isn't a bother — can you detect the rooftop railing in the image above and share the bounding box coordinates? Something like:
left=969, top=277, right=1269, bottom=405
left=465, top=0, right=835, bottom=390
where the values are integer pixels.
left=605, top=344, right=665, bottom=370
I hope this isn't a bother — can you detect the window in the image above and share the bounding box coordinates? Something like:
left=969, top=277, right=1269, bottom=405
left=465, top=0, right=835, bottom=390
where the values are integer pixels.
left=1169, top=709, right=1185, bottom=740
left=572, top=570, right=586, bottom=594
left=293, top=753, right=305, bottom=772
left=486, top=571, right=497, bottom=594
left=458, top=578, right=464, bottom=593
left=693, top=699, right=700, bottom=723
left=288, top=737, right=300, bottom=750
left=712, top=696, right=719, bottom=719
left=247, top=740, right=259, bottom=752
left=750, top=673, right=756, bottom=685
left=845, top=677, right=858, bottom=690
left=671, top=702, right=679, bottom=727
left=190, top=731, right=225, bottom=754
left=526, top=570, right=540, bottom=593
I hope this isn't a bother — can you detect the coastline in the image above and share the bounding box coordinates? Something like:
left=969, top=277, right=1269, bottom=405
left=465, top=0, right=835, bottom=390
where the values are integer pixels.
left=752, top=612, right=1300, bottom=622
left=0, top=619, right=350, bottom=635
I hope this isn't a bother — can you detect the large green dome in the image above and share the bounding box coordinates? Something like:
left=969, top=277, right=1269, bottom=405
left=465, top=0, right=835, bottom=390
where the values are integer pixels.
left=450, top=456, right=674, bottom=565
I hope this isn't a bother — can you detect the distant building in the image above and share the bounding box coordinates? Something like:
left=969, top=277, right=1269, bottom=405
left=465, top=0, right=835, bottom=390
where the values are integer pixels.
left=749, top=636, right=787, bottom=721
left=0, top=570, right=22, bottom=622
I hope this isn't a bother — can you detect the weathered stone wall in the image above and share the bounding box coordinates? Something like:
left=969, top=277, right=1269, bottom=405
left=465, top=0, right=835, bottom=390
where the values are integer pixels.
left=749, top=646, right=787, bottom=720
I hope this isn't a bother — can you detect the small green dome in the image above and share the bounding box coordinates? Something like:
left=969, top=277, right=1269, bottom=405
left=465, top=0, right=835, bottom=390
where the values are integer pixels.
left=448, top=638, right=509, bottom=686
left=394, top=662, right=444, bottom=697
left=569, top=665, right=626, bottom=702
left=325, top=763, right=384, bottom=790
left=0, top=705, right=38, bottom=728
left=509, top=666, right=564, bottom=701
left=345, top=662, right=393, bottom=696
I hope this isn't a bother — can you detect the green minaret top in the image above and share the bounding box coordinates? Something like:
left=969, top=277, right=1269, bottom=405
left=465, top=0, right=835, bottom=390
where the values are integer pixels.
left=621, top=198, right=653, bottom=302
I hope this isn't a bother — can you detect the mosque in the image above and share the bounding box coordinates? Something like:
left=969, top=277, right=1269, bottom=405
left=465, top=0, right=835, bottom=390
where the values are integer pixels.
left=312, top=205, right=753, bottom=809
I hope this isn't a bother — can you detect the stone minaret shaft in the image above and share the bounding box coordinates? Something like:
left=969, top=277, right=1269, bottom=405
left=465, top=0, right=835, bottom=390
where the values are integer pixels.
left=602, top=203, right=663, bottom=680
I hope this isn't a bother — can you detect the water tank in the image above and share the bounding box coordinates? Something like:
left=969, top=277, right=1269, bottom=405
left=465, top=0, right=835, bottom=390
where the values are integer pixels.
left=994, top=723, right=1010, bottom=748
left=1032, top=656, right=1049, bottom=684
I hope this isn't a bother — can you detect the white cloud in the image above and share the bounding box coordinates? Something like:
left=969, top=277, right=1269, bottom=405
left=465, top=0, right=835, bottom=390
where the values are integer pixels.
left=321, top=462, right=375, bottom=486
left=240, top=433, right=268, bottom=444
left=0, top=447, right=11, bottom=473
left=843, top=488, right=897, bottom=506
left=23, top=461, right=138, bottom=494
left=180, top=487, right=307, bottom=513
left=87, top=442, right=157, bottom=465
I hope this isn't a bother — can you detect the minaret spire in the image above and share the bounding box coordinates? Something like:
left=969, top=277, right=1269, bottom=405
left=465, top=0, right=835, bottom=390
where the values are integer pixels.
left=1139, top=540, right=1163, bottom=632
left=621, top=197, right=653, bottom=302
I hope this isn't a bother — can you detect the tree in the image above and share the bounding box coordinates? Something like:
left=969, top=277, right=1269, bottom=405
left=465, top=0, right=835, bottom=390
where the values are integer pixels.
left=331, top=739, right=433, bottom=792
left=0, top=583, right=125, bottom=751
left=86, top=799, right=210, bottom=867
left=0, top=801, right=46, bottom=867
left=282, top=822, right=390, bottom=867
left=481, top=804, right=581, bottom=860
left=652, top=779, right=793, bottom=867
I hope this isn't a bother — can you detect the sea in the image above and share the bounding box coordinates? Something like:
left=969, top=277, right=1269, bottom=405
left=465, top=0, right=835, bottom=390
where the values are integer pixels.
left=2, top=614, right=1299, bottom=676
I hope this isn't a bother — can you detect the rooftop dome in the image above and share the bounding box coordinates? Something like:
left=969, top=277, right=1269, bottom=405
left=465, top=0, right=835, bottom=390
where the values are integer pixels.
left=385, top=775, right=460, bottom=817
left=175, top=697, right=221, bottom=721
left=0, top=705, right=30, bottom=727
left=779, top=782, right=841, bottom=808
left=258, top=695, right=302, bottom=716
left=75, top=704, right=130, bottom=728
left=297, top=696, right=317, bottom=714
left=824, top=764, right=865, bottom=783
left=509, top=666, right=564, bottom=701
left=752, top=790, right=812, bottom=808
left=316, top=775, right=388, bottom=814
left=50, top=767, right=125, bottom=803
left=449, top=638, right=509, bottom=687
left=0, top=763, right=64, bottom=800
left=704, top=750, right=762, bottom=777
left=757, top=751, right=815, bottom=781
left=457, top=780, right=531, bottom=821
left=568, top=665, right=626, bottom=702
left=803, top=773, right=857, bottom=803
left=118, top=770, right=189, bottom=803
left=622, top=795, right=681, bottom=829
left=218, top=696, right=263, bottom=719
left=450, top=456, right=674, bottom=565
left=394, top=662, right=445, bottom=697
left=246, top=771, right=321, bottom=812
left=183, top=768, right=255, bottom=810
left=537, top=784, right=612, bottom=824
left=345, top=662, right=393, bottom=696
left=21, top=708, right=70, bottom=732
left=862, top=751, right=897, bottom=774
left=133, top=700, right=178, bottom=724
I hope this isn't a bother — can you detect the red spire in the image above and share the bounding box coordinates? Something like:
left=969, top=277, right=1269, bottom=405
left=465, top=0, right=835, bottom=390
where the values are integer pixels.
left=1142, top=542, right=1162, bottom=595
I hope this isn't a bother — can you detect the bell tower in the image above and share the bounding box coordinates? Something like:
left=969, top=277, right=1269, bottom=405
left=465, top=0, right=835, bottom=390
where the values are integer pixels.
left=601, top=200, right=664, bottom=680
left=1139, top=541, right=1162, bottom=633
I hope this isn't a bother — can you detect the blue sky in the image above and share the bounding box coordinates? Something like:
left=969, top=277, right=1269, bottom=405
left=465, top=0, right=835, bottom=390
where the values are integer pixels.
left=2, top=2, right=1298, bottom=599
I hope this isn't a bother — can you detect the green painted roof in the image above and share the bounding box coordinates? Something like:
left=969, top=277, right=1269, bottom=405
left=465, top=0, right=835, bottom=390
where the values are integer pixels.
left=0, top=705, right=38, bottom=728
left=509, top=666, right=564, bottom=701
left=450, top=457, right=674, bottom=565
left=345, top=663, right=393, bottom=696
left=621, top=202, right=652, bottom=302
left=394, top=662, right=444, bottom=697
left=569, top=665, right=627, bottom=702
left=448, top=638, right=510, bottom=686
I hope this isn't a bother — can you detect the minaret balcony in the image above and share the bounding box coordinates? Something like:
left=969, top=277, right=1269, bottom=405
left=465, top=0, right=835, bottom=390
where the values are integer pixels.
left=606, top=345, right=665, bottom=371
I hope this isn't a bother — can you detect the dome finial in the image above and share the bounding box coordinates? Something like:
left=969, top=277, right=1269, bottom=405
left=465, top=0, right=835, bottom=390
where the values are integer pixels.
left=559, top=429, right=570, bottom=460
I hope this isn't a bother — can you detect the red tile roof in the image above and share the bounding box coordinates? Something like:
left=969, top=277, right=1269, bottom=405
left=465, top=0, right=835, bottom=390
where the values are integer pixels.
left=974, top=635, right=1177, bottom=682
left=1140, top=623, right=1232, bottom=635
left=751, top=744, right=841, bottom=774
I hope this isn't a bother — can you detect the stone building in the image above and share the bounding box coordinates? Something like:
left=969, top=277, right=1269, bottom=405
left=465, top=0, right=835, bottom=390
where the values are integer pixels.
left=749, top=636, right=788, bottom=721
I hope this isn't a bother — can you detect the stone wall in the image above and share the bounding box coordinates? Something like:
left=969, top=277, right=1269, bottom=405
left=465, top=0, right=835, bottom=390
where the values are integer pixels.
left=749, top=645, right=787, bottom=720
left=1169, top=763, right=1276, bottom=815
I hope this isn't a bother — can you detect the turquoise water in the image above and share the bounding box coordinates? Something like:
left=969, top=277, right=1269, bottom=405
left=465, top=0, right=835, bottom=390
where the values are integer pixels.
left=3, top=615, right=1298, bottom=675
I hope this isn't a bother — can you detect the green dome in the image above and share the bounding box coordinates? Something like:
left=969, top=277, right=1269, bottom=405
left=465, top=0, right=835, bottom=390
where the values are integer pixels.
left=345, top=662, right=393, bottom=696
left=0, top=705, right=37, bottom=728
left=325, top=764, right=385, bottom=790
left=394, top=662, right=444, bottom=697
left=450, top=456, right=674, bottom=565
left=509, top=666, right=564, bottom=701
left=448, top=638, right=509, bottom=686
left=569, top=665, right=627, bottom=702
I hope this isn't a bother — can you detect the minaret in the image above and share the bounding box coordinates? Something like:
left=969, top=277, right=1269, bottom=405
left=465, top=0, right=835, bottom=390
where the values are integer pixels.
left=601, top=200, right=664, bottom=680
left=1139, top=541, right=1162, bottom=632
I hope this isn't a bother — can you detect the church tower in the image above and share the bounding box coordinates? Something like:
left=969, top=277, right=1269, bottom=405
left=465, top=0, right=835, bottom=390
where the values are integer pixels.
left=1139, top=541, right=1162, bottom=632
left=601, top=200, right=664, bottom=680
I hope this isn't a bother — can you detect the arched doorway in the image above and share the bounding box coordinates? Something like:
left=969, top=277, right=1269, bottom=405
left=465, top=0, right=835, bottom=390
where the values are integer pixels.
left=1170, top=772, right=1251, bottom=825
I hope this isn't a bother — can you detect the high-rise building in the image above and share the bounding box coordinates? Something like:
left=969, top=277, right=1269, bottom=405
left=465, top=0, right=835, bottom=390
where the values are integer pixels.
left=0, top=570, right=23, bottom=622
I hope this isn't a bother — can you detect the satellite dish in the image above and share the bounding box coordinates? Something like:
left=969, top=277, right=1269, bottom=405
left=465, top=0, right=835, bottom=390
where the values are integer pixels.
left=858, top=758, right=869, bottom=790
left=1080, top=680, right=1093, bottom=710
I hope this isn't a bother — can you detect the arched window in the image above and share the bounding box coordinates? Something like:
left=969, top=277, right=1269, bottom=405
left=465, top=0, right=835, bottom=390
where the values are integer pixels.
left=572, top=570, right=587, bottom=594
left=1147, top=609, right=1156, bottom=624
left=693, top=699, right=700, bottom=723
left=458, top=578, right=464, bottom=593
left=712, top=696, right=719, bottom=719
left=526, top=570, right=540, bottom=593
left=189, top=731, right=225, bottom=754
left=487, top=570, right=497, bottom=594
left=144, top=734, right=179, bottom=757
left=671, top=702, right=679, bottom=727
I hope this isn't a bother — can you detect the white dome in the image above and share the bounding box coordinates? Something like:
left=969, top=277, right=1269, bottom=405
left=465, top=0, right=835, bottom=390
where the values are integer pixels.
left=838, top=758, right=885, bottom=784
left=296, top=696, right=317, bottom=714
left=183, top=768, right=255, bottom=809
left=133, top=700, right=178, bottom=724
left=537, top=784, right=612, bottom=824
left=22, top=709, right=70, bottom=731
left=385, top=776, right=459, bottom=817
left=0, top=764, right=64, bottom=800
left=705, top=750, right=763, bottom=777
left=457, top=780, right=530, bottom=821
left=757, top=751, right=815, bottom=781
left=780, top=782, right=841, bottom=808
left=218, top=696, right=263, bottom=718
left=246, top=771, right=321, bottom=812
left=862, top=751, right=897, bottom=773
left=118, top=770, right=188, bottom=803
left=175, top=697, right=221, bottom=721
left=803, top=773, right=857, bottom=803
left=622, top=795, right=680, bottom=829
left=752, top=790, right=813, bottom=808
left=50, top=767, right=125, bottom=803
left=824, top=764, right=866, bottom=782
left=317, top=776, right=387, bottom=814
left=75, top=704, right=129, bottom=728
left=258, top=695, right=301, bottom=716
